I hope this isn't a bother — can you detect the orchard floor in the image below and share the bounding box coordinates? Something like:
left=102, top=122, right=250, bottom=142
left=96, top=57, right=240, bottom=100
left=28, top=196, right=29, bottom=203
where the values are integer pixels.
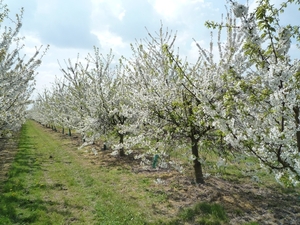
left=0, top=136, right=19, bottom=192
left=0, top=120, right=300, bottom=224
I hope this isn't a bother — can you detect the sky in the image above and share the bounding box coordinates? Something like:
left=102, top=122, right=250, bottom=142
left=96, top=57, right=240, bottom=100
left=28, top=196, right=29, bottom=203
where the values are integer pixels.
left=3, top=0, right=300, bottom=98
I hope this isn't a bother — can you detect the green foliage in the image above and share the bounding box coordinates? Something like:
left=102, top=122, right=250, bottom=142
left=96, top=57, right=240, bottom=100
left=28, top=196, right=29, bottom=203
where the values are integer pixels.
left=204, top=21, right=223, bottom=29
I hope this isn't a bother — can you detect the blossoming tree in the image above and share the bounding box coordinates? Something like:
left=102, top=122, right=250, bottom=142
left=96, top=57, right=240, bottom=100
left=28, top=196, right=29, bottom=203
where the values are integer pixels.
left=0, top=4, right=47, bottom=137
left=201, top=0, right=300, bottom=185
left=124, top=27, right=218, bottom=183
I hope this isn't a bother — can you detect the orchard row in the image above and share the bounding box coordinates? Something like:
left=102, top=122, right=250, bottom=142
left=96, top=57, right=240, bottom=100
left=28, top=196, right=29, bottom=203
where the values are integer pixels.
left=22, top=1, right=300, bottom=185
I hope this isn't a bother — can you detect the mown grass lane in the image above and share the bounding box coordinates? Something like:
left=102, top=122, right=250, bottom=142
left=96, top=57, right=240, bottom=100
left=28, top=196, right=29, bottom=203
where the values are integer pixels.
left=0, top=120, right=148, bottom=225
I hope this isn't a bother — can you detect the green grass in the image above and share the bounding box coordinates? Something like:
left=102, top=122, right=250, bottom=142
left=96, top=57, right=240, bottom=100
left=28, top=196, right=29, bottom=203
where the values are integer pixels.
left=0, top=120, right=159, bottom=224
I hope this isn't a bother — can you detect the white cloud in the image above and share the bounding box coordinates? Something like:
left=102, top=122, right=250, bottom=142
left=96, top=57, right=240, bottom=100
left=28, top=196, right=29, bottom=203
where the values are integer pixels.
left=91, top=29, right=127, bottom=53
left=118, top=9, right=126, bottom=21
left=149, top=0, right=205, bottom=21
left=152, top=0, right=184, bottom=20
left=91, top=0, right=126, bottom=21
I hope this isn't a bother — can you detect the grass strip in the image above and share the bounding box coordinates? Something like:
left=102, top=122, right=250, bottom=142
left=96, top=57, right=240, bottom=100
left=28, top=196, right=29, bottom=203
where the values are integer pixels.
left=0, top=121, right=148, bottom=224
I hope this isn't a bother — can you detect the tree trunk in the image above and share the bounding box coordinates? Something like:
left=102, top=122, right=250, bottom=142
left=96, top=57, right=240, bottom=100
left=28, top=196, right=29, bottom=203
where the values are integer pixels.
left=293, top=106, right=300, bottom=153
left=68, top=128, right=72, bottom=136
left=119, top=132, right=125, bottom=156
left=62, top=127, right=64, bottom=134
left=191, top=136, right=205, bottom=184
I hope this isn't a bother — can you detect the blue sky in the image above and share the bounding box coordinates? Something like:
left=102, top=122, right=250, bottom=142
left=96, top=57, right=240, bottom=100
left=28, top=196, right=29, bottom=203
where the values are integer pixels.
left=4, top=0, right=300, bottom=97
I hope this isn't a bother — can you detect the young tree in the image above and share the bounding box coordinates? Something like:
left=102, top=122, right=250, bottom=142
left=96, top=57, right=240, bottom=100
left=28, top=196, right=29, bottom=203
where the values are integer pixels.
left=125, top=27, right=215, bottom=183
left=80, top=48, right=139, bottom=156
left=58, top=55, right=98, bottom=142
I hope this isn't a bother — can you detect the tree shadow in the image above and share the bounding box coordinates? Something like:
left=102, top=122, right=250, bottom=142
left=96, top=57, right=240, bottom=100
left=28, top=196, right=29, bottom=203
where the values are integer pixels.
left=0, top=134, right=20, bottom=191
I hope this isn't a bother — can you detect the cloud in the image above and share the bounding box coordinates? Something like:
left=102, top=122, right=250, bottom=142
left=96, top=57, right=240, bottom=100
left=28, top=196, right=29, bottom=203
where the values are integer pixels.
left=152, top=0, right=184, bottom=21
left=91, top=29, right=126, bottom=54
left=148, top=0, right=216, bottom=23
left=12, top=0, right=99, bottom=49
left=90, top=0, right=160, bottom=43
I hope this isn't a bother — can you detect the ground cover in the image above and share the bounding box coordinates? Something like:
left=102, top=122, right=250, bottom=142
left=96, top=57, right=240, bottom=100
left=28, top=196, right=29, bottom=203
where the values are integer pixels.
left=0, top=120, right=299, bottom=224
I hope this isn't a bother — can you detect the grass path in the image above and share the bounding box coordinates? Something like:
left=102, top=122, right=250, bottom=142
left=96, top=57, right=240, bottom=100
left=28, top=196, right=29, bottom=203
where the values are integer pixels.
left=0, top=120, right=150, bottom=225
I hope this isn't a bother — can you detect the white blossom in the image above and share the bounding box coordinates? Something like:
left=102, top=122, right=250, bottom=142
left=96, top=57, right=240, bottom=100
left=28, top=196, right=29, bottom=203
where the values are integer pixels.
left=232, top=2, right=248, bottom=18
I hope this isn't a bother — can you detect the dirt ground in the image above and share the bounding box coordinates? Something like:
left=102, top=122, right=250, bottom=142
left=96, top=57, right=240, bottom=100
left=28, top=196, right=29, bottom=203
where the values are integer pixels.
left=1, top=127, right=300, bottom=225
left=92, top=154, right=300, bottom=224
